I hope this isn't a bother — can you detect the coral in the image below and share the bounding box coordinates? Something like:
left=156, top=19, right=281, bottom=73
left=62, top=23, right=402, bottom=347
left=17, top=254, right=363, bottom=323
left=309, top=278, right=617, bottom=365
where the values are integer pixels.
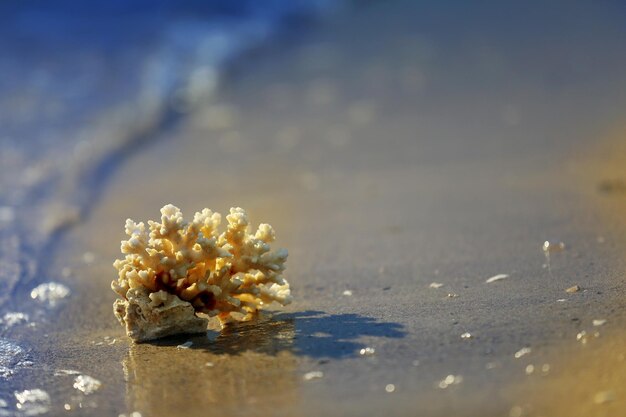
left=112, top=204, right=291, bottom=342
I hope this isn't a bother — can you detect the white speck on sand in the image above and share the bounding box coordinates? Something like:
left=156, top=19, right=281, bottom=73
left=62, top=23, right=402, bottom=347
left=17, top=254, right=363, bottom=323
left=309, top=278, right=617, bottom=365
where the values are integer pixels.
left=205, top=362, right=214, bottom=367
left=385, top=384, right=395, bottom=393
left=73, top=374, right=102, bottom=395
left=54, top=369, right=81, bottom=376
left=485, top=274, right=509, bottom=284
left=14, top=389, right=51, bottom=415
left=593, top=319, right=607, bottom=327
left=359, top=347, right=376, bottom=356
left=177, top=341, right=193, bottom=349
left=429, top=282, right=443, bottom=289
left=542, top=240, right=565, bottom=253
left=303, top=371, right=324, bottom=381
left=437, top=374, right=463, bottom=389
left=514, top=347, right=532, bottom=359
left=342, top=290, right=353, bottom=296
left=525, top=365, right=534, bottom=375
left=460, top=332, right=473, bottom=340
left=30, top=283, right=70, bottom=306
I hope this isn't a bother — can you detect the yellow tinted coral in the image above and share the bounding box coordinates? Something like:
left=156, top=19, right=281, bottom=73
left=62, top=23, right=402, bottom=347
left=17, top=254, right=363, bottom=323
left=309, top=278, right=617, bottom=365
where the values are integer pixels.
left=112, top=204, right=291, bottom=342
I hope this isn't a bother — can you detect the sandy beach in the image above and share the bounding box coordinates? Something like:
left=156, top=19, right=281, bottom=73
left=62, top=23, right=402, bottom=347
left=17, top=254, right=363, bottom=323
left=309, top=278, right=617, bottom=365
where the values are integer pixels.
left=2, top=2, right=626, bottom=416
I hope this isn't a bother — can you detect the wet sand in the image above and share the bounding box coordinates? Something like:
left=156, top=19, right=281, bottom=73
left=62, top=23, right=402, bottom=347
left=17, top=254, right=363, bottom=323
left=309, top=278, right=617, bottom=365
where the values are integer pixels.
left=3, top=2, right=626, bottom=416
left=511, top=127, right=626, bottom=417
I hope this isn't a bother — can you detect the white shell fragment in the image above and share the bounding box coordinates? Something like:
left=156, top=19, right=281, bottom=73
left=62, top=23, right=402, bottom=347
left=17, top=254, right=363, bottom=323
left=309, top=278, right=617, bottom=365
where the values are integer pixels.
left=485, top=274, right=508, bottom=284
left=177, top=341, right=193, bottom=349
left=460, top=332, right=473, bottom=340
left=385, top=384, right=395, bottom=393
left=576, top=330, right=599, bottom=344
left=359, top=347, right=376, bottom=356
left=54, top=369, right=81, bottom=376
left=303, top=371, right=324, bottom=381
left=514, top=347, right=532, bottom=359
left=0, top=312, right=29, bottom=328
left=429, top=282, right=444, bottom=289
left=542, top=240, right=565, bottom=253
left=438, top=374, right=463, bottom=389
left=30, top=282, right=70, bottom=306
left=14, top=389, right=51, bottom=415
left=119, top=412, right=143, bottom=417
left=592, top=319, right=607, bottom=327
left=73, top=374, right=102, bottom=395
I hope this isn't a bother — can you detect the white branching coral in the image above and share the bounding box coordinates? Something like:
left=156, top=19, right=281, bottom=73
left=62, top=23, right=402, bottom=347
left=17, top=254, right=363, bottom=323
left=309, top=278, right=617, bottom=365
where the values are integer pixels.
left=112, top=204, right=291, bottom=342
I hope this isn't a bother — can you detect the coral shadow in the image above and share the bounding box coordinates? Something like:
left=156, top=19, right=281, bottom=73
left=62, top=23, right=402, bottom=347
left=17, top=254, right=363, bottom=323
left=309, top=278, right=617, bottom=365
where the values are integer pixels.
left=152, top=310, right=406, bottom=359
left=278, top=310, right=406, bottom=359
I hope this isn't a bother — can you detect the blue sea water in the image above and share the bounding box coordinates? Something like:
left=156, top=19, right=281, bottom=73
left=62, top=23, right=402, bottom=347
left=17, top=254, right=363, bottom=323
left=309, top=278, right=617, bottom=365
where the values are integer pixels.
left=0, top=0, right=338, bottom=311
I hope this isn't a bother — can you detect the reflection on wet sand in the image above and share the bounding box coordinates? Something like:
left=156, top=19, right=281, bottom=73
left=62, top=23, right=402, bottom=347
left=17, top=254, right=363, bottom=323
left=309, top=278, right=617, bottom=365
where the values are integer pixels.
left=122, top=311, right=406, bottom=417
left=123, top=316, right=298, bottom=417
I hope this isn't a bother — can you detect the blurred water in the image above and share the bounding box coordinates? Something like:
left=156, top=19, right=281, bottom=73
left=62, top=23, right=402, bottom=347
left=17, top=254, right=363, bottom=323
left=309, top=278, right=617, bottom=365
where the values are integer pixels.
left=0, top=0, right=337, bottom=310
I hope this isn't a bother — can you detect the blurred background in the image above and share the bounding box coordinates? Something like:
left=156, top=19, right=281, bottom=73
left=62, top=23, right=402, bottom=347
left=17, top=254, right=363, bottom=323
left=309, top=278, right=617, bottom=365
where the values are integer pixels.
left=0, top=0, right=338, bottom=304
left=3, top=0, right=626, bottom=284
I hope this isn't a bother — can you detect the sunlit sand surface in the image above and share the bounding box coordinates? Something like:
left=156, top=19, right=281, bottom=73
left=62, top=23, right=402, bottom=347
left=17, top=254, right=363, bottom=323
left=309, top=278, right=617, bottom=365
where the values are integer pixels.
left=2, top=3, right=626, bottom=416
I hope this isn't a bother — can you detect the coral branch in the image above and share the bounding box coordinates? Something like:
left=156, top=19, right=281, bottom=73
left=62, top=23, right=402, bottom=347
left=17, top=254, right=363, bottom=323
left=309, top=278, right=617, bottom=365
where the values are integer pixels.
left=112, top=204, right=290, bottom=342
